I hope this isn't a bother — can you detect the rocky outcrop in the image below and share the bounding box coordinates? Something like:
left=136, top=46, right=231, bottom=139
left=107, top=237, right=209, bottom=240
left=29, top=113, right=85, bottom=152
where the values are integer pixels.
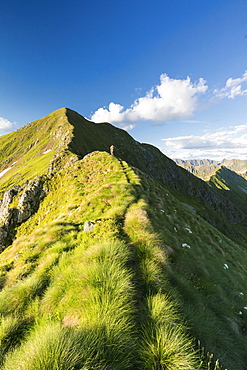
left=48, top=150, right=79, bottom=174
left=0, top=187, right=19, bottom=217
left=0, top=176, right=47, bottom=249
left=3, top=208, right=20, bottom=229
left=17, top=177, right=46, bottom=223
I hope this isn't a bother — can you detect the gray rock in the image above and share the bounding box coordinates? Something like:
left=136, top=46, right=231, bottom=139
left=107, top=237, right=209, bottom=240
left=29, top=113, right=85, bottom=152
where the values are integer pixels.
left=0, top=176, right=47, bottom=249
left=3, top=208, right=20, bottom=228
left=2, top=189, right=16, bottom=208
left=84, top=221, right=95, bottom=232
left=0, top=187, right=19, bottom=222
left=18, top=177, right=46, bottom=223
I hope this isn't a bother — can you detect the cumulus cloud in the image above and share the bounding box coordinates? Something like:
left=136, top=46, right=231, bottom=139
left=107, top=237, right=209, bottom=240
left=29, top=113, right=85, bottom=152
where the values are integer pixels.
left=214, top=70, right=247, bottom=99
left=0, top=117, right=14, bottom=133
left=92, top=102, right=126, bottom=123
left=162, top=124, right=247, bottom=160
left=91, top=74, right=208, bottom=128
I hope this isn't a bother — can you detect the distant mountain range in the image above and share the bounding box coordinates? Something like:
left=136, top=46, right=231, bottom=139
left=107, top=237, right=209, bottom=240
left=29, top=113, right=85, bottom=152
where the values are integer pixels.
left=174, top=158, right=247, bottom=179
left=0, top=108, right=247, bottom=369
left=174, top=158, right=247, bottom=175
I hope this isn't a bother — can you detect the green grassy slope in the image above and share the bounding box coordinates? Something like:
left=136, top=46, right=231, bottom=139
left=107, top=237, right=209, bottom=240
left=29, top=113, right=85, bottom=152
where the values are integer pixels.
left=66, top=107, right=247, bottom=243
left=0, top=152, right=197, bottom=369
left=140, top=144, right=247, bottom=245
left=0, top=151, right=246, bottom=368
left=0, top=108, right=77, bottom=196
left=1, top=109, right=247, bottom=368
left=1, top=108, right=246, bottom=245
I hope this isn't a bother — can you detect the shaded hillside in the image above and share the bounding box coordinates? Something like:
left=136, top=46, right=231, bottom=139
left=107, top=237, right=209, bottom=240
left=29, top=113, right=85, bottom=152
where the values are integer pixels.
left=67, top=110, right=247, bottom=242
left=139, top=144, right=247, bottom=244
left=208, top=166, right=247, bottom=211
left=0, top=109, right=247, bottom=368
left=1, top=107, right=244, bottom=245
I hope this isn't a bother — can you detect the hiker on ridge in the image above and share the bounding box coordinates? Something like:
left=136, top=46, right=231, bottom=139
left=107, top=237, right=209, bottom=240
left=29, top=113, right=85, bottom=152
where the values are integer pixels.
left=110, top=145, right=115, bottom=156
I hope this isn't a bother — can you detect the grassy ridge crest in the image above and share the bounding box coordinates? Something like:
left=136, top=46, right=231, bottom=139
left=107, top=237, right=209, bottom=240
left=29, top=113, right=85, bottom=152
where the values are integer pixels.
left=0, top=109, right=247, bottom=368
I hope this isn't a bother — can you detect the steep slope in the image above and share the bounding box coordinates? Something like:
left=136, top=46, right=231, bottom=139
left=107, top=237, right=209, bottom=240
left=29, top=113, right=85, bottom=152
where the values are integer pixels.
left=58, top=110, right=247, bottom=244
left=0, top=108, right=78, bottom=195
left=0, top=152, right=247, bottom=369
left=208, top=166, right=247, bottom=211
left=1, top=108, right=246, bottom=245
left=0, top=152, right=199, bottom=369
left=1, top=109, right=247, bottom=368
left=139, top=144, right=247, bottom=244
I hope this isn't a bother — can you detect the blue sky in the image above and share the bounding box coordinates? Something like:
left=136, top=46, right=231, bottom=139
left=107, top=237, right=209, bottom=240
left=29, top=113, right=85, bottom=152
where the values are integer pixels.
left=1, top=0, right=247, bottom=160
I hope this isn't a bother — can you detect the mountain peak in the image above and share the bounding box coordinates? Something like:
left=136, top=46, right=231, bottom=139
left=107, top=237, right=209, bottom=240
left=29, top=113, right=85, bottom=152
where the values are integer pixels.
left=0, top=109, right=246, bottom=241
left=1, top=109, right=247, bottom=369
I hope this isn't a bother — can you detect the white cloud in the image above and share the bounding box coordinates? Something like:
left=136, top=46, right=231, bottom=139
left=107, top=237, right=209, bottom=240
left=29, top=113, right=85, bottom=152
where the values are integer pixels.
left=162, top=124, right=247, bottom=160
left=214, top=70, right=247, bottom=99
left=91, top=102, right=126, bottom=123
left=90, top=71, right=247, bottom=160
left=91, top=74, right=208, bottom=128
left=0, top=117, right=14, bottom=133
left=91, top=71, right=247, bottom=130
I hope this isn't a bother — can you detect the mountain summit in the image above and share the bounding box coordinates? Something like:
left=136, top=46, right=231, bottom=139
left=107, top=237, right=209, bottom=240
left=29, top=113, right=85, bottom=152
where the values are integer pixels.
left=0, top=108, right=247, bottom=369
left=1, top=108, right=246, bottom=243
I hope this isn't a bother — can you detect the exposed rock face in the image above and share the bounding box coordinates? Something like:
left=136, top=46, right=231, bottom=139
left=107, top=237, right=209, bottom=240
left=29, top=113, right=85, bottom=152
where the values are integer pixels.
left=48, top=150, right=79, bottom=174
left=18, top=177, right=46, bottom=223
left=0, top=176, right=47, bottom=249
left=0, top=187, right=19, bottom=222
left=3, top=208, right=19, bottom=228
left=2, top=188, right=17, bottom=208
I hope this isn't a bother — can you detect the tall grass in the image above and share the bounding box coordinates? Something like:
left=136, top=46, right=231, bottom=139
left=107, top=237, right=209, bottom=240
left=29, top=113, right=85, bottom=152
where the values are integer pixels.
left=0, top=150, right=244, bottom=369
left=0, top=315, right=32, bottom=366
left=124, top=200, right=198, bottom=369
left=2, top=322, right=86, bottom=370
left=0, top=240, right=138, bottom=368
left=39, top=239, right=137, bottom=368
left=139, top=293, right=197, bottom=369
left=0, top=275, right=48, bottom=315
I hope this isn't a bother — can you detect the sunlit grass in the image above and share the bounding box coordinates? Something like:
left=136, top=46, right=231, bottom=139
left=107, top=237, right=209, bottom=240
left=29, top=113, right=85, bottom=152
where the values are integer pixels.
left=0, top=149, right=246, bottom=368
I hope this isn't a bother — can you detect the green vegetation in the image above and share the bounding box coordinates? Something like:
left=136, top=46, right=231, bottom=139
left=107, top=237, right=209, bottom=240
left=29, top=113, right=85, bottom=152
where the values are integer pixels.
left=0, top=109, right=247, bottom=369
left=208, top=166, right=247, bottom=210
left=0, top=108, right=76, bottom=196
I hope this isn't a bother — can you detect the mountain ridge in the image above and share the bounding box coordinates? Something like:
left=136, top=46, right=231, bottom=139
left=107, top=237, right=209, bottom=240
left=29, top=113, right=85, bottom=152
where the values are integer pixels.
left=0, top=108, right=247, bottom=369
left=1, top=108, right=246, bottom=244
